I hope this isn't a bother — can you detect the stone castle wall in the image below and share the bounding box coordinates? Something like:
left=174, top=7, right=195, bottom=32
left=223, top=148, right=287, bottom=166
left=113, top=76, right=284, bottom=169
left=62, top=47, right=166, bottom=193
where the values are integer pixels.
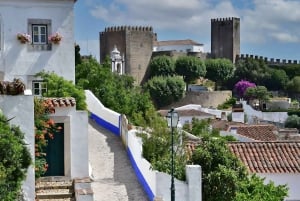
left=211, top=17, right=240, bottom=63
left=165, top=91, right=232, bottom=109
left=100, top=26, right=155, bottom=84
left=236, top=54, right=300, bottom=65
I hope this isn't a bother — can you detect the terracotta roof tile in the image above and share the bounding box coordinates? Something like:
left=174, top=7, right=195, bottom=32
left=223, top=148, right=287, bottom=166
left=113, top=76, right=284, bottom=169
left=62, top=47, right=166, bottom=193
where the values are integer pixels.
left=232, top=125, right=277, bottom=141
left=228, top=142, right=300, bottom=173
left=44, top=97, right=76, bottom=108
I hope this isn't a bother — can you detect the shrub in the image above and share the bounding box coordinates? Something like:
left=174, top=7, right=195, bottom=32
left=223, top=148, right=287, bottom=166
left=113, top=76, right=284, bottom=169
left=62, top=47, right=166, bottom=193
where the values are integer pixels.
left=0, top=113, right=31, bottom=200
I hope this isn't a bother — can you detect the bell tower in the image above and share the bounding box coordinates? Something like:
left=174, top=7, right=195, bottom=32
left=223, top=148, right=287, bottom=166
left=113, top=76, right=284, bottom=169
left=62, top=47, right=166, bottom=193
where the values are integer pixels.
left=111, top=45, right=125, bottom=75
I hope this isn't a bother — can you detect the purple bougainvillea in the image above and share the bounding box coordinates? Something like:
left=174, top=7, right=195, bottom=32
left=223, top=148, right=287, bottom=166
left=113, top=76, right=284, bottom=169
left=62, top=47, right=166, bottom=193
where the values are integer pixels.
left=234, top=80, right=256, bottom=98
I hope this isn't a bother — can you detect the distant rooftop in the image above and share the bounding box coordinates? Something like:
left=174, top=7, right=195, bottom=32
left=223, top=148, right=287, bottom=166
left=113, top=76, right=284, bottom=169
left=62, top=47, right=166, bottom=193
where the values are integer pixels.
left=228, top=141, right=300, bottom=173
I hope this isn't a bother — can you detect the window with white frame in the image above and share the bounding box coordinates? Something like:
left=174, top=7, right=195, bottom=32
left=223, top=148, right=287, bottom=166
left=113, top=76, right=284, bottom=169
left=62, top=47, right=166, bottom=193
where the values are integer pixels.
left=32, top=25, right=47, bottom=44
left=32, top=81, right=47, bottom=96
left=28, top=19, right=52, bottom=51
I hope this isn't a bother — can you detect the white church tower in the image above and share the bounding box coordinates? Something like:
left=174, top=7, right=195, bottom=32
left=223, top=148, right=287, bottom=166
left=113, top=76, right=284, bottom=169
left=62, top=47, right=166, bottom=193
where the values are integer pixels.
left=111, top=45, right=125, bottom=75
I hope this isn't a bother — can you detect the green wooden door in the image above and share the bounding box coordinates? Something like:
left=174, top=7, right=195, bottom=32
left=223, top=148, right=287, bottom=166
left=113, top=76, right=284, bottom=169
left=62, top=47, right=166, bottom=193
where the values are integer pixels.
left=44, top=123, right=64, bottom=176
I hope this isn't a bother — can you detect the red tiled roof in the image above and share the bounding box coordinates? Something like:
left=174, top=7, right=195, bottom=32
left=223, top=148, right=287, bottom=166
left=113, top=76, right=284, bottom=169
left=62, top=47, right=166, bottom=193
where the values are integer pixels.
left=230, top=125, right=277, bottom=141
left=154, top=39, right=203, bottom=46
left=44, top=97, right=76, bottom=108
left=228, top=142, right=300, bottom=173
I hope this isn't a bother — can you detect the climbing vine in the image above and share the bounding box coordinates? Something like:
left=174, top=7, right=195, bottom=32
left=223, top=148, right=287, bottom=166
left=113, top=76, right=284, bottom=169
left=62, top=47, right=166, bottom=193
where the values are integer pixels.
left=34, top=98, right=61, bottom=178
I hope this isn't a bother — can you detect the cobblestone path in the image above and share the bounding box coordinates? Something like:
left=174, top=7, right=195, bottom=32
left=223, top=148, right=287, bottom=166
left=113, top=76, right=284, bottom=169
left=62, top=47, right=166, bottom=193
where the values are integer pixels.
left=88, top=119, right=149, bottom=201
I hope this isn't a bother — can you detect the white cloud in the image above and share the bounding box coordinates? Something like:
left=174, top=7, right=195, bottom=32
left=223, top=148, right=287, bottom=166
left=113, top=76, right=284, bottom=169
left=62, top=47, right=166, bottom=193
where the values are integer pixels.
left=85, top=0, right=300, bottom=51
left=271, top=32, right=299, bottom=43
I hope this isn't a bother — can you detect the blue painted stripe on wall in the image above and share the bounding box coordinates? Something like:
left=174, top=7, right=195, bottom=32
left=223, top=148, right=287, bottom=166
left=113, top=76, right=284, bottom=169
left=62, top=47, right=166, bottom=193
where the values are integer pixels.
left=127, top=148, right=155, bottom=201
left=90, top=113, right=120, bottom=136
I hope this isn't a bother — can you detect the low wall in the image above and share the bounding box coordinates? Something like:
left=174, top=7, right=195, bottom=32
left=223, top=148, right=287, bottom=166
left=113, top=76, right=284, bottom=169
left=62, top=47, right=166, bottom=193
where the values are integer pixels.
left=127, top=129, right=202, bottom=201
left=85, top=90, right=121, bottom=135
left=86, top=91, right=202, bottom=201
left=242, top=101, right=288, bottom=124
left=167, top=91, right=232, bottom=109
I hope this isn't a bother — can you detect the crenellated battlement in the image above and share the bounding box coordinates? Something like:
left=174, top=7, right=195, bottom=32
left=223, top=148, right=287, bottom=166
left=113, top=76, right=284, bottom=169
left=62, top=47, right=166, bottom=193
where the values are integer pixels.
left=211, top=17, right=239, bottom=22
left=100, top=26, right=153, bottom=34
left=236, top=54, right=300, bottom=65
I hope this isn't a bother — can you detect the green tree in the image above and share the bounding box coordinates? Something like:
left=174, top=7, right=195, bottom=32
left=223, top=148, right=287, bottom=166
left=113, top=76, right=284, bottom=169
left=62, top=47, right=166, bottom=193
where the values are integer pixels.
left=284, top=115, right=300, bottom=130
left=265, top=69, right=289, bottom=91
left=36, top=71, right=87, bottom=110
left=75, top=55, right=156, bottom=125
left=234, top=58, right=270, bottom=86
left=244, top=86, right=270, bottom=109
left=149, top=55, right=175, bottom=77
left=287, top=76, right=300, bottom=93
left=175, top=56, right=206, bottom=89
left=139, top=116, right=187, bottom=180
left=144, top=76, right=185, bottom=108
left=0, top=114, right=31, bottom=201
left=205, top=58, right=235, bottom=90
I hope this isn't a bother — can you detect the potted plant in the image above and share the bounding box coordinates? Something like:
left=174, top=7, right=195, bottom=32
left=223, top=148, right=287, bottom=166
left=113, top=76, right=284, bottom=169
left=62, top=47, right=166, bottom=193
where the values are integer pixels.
left=48, top=32, right=62, bottom=44
left=17, top=33, right=31, bottom=44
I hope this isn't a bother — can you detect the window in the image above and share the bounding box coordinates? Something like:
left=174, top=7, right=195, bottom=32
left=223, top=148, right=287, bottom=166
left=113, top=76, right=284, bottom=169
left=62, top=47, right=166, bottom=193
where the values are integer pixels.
left=32, top=25, right=47, bottom=44
left=32, top=81, right=47, bottom=96
left=28, top=19, right=52, bottom=51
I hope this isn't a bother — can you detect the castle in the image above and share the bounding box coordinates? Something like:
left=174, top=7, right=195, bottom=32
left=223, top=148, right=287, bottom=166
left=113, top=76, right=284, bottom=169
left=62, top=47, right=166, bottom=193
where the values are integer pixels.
left=99, top=17, right=299, bottom=85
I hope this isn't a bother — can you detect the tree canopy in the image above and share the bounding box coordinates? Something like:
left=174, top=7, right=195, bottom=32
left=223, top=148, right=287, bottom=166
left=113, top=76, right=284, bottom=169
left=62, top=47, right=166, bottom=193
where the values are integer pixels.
left=149, top=55, right=175, bottom=77
left=75, top=55, right=156, bottom=126
left=144, top=76, right=185, bottom=108
left=175, top=56, right=206, bottom=87
left=0, top=113, right=31, bottom=201
left=205, top=58, right=235, bottom=90
left=36, top=71, right=87, bottom=110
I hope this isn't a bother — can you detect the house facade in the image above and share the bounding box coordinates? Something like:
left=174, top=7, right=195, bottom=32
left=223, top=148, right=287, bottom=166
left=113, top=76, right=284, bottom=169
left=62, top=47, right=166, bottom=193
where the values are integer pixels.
left=0, top=0, right=76, bottom=95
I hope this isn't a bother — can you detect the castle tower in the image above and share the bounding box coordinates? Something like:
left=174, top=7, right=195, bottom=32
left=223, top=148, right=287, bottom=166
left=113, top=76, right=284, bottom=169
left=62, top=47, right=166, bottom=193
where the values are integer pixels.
left=100, top=26, right=155, bottom=84
left=211, top=17, right=240, bottom=63
left=110, top=45, right=125, bottom=75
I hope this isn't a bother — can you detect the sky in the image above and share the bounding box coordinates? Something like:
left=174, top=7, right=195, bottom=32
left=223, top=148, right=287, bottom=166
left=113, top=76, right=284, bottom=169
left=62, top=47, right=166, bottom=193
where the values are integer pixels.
left=74, top=0, right=300, bottom=62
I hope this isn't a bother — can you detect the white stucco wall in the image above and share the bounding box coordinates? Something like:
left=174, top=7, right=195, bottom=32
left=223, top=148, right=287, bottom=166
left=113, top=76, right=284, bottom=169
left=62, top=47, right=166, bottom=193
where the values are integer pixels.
left=0, top=0, right=75, bottom=85
left=259, top=173, right=300, bottom=201
left=85, top=90, right=120, bottom=128
left=232, top=112, right=244, bottom=123
left=242, top=101, right=288, bottom=123
left=153, top=44, right=204, bottom=53
left=70, top=111, right=89, bottom=178
left=128, top=129, right=202, bottom=201
left=50, top=109, right=89, bottom=179
left=0, top=95, right=35, bottom=201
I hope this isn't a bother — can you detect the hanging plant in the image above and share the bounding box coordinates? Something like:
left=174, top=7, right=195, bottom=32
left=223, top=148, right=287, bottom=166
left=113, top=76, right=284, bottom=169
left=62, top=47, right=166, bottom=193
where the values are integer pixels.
left=48, top=32, right=63, bottom=44
left=17, top=33, right=31, bottom=44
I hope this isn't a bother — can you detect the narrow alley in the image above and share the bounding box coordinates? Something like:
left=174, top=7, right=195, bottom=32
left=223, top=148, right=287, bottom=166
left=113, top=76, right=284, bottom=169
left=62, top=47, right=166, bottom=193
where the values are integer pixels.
left=88, top=119, right=149, bottom=201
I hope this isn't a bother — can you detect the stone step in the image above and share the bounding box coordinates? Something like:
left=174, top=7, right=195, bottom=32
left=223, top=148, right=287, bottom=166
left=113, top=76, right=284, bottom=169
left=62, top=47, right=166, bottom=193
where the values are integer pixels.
left=36, top=177, right=75, bottom=201
left=36, top=198, right=75, bottom=201
left=36, top=188, right=74, bottom=200
left=36, top=181, right=73, bottom=190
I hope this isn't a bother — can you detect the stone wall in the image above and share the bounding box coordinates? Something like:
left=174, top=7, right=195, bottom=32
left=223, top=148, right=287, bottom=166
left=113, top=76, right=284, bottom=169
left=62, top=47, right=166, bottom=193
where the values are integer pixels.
left=165, top=91, right=232, bottom=109
left=100, top=26, right=155, bottom=85
left=211, top=17, right=240, bottom=63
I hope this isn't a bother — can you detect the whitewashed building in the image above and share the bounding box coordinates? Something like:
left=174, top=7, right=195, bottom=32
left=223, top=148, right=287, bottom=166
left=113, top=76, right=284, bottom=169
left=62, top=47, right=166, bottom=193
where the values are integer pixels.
left=0, top=0, right=76, bottom=95
left=228, top=142, right=300, bottom=201
left=153, top=39, right=204, bottom=53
